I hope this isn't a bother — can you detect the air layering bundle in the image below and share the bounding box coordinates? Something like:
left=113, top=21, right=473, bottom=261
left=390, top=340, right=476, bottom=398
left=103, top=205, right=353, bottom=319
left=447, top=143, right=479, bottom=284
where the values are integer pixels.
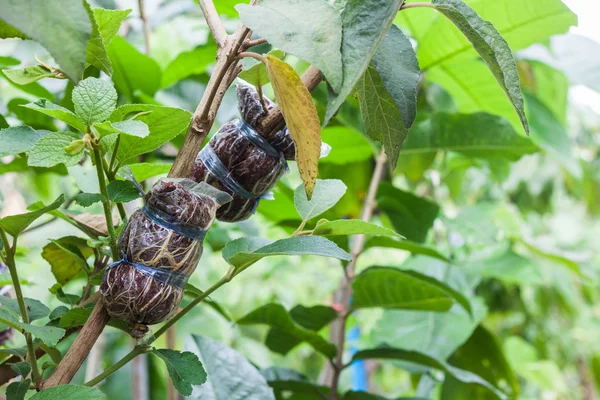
left=100, top=179, right=230, bottom=338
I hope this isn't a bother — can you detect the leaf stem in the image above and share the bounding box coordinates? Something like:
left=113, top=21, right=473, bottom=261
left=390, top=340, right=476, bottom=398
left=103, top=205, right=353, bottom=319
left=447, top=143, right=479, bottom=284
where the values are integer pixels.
left=92, top=147, right=120, bottom=260
left=400, top=2, right=434, bottom=9
left=0, top=230, right=41, bottom=384
left=84, top=269, right=234, bottom=386
left=238, top=51, right=267, bottom=64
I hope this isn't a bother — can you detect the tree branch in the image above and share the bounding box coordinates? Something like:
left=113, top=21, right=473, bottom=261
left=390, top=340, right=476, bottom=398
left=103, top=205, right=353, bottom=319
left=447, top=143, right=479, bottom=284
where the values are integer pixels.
left=199, top=0, right=228, bottom=47
left=138, top=0, right=151, bottom=55
left=328, top=149, right=387, bottom=400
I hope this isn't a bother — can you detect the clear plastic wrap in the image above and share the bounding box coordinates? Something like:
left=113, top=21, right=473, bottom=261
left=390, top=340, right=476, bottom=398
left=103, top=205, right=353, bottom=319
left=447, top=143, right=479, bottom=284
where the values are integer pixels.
left=100, top=179, right=231, bottom=338
left=189, top=119, right=287, bottom=222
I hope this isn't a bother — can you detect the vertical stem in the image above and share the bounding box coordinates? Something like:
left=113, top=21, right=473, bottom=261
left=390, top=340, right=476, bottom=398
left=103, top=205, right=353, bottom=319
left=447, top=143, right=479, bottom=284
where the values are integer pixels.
left=92, top=147, right=119, bottom=260
left=0, top=230, right=41, bottom=384
left=138, top=0, right=151, bottom=55
left=328, top=149, right=387, bottom=400
left=166, top=327, right=177, bottom=400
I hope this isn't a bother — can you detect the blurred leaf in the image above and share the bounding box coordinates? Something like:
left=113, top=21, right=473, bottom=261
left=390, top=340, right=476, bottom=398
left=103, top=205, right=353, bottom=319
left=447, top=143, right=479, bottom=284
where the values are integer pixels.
left=238, top=303, right=336, bottom=358
left=29, top=385, right=106, bottom=399
left=93, top=8, right=131, bottom=45
left=266, top=55, right=321, bottom=198
left=261, top=367, right=331, bottom=398
left=28, top=131, right=83, bottom=168
left=107, top=104, right=191, bottom=165
left=419, top=0, right=576, bottom=69
left=73, top=193, right=104, bottom=207
left=42, top=236, right=93, bottom=285
left=364, top=237, right=451, bottom=262
left=85, top=1, right=111, bottom=75
left=343, top=392, right=427, bottom=400
left=119, top=162, right=171, bottom=182
left=153, top=349, right=207, bottom=397
left=223, top=236, right=351, bottom=272
left=2, top=66, right=54, bottom=85
left=526, top=94, right=581, bottom=178
left=10, top=361, right=31, bottom=378
left=161, top=43, right=217, bottom=88
left=464, top=249, right=543, bottom=285
left=0, top=0, right=92, bottom=82
left=0, top=126, right=48, bottom=157
left=0, top=20, right=28, bottom=39
left=518, top=239, right=580, bottom=276
left=312, top=219, right=403, bottom=238
left=294, top=179, right=347, bottom=221
left=354, top=266, right=471, bottom=314
left=106, top=180, right=142, bottom=203
left=108, top=35, right=161, bottom=99
left=371, top=25, right=420, bottom=129
left=238, top=0, right=343, bottom=92
left=320, top=126, right=373, bottom=165
left=352, top=347, right=507, bottom=399
left=325, top=0, right=401, bottom=123
left=22, top=99, right=87, bottom=133
left=6, top=379, right=30, bottom=400
left=357, top=66, right=407, bottom=170
left=0, top=195, right=64, bottom=237
left=0, top=295, right=50, bottom=322
left=184, top=335, right=276, bottom=400
left=520, top=60, right=569, bottom=124
left=401, top=113, right=537, bottom=160
left=441, top=325, right=519, bottom=399
left=377, top=183, right=439, bottom=243
left=72, top=77, right=117, bottom=126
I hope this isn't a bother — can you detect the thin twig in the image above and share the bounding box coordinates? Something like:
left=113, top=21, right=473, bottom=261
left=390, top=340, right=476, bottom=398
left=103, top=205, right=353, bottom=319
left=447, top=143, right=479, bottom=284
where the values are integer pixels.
left=328, top=150, right=388, bottom=400
left=243, top=37, right=267, bottom=49
left=138, top=0, right=151, bottom=55
left=199, top=0, right=228, bottom=47
left=400, top=1, right=434, bottom=9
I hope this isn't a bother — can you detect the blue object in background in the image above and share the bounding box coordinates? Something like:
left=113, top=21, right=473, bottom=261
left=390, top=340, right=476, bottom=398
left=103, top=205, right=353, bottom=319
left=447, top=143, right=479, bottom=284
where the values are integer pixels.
left=348, top=325, right=368, bottom=391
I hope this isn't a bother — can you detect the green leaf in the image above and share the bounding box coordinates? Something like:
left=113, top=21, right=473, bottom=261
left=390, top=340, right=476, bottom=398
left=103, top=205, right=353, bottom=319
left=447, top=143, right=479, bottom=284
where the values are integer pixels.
left=357, top=66, right=407, bottom=170
left=2, top=66, right=54, bottom=85
left=107, top=104, right=191, bottom=165
left=64, top=139, right=85, bottom=156
left=73, top=193, right=104, bottom=207
left=29, top=385, right=106, bottom=399
left=93, top=8, right=131, bottom=45
left=371, top=24, right=420, bottom=129
left=107, top=35, right=161, bottom=99
left=6, top=379, right=31, bottom=400
left=312, top=220, right=404, bottom=239
left=352, top=267, right=456, bottom=312
left=441, top=325, right=519, bottom=399
left=72, top=77, right=117, bottom=126
left=0, top=0, right=91, bottom=82
left=42, top=236, right=94, bottom=285
left=0, top=295, right=50, bottom=321
left=325, top=0, right=401, bottom=124
left=294, top=179, right=347, bottom=221
left=10, top=361, right=31, bottom=378
left=0, top=20, right=28, bottom=39
left=401, top=113, right=538, bottom=160
left=106, top=180, right=142, bottom=203
left=92, top=120, right=150, bottom=138
left=49, top=306, right=69, bottom=321
left=364, top=237, right=451, bottom=263
left=319, top=126, right=373, bottom=165
left=0, top=195, right=64, bottom=237
left=238, top=49, right=285, bottom=87
left=377, top=183, right=439, bottom=243
left=161, top=43, right=217, bottom=88
left=0, top=126, right=48, bottom=157
left=526, top=94, right=581, bottom=178
left=28, top=131, right=84, bottom=168
left=84, top=1, right=111, bottom=75
left=351, top=347, right=506, bottom=400
left=152, top=349, right=207, bottom=397
left=261, top=367, right=331, bottom=398
left=59, top=307, right=93, bottom=329
left=223, top=236, right=351, bottom=273
left=119, top=163, right=171, bottom=182
left=419, top=0, right=576, bottom=69
left=8, top=99, right=56, bottom=131
left=237, top=0, right=343, bottom=92
left=238, top=303, right=336, bottom=358
left=518, top=239, right=581, bottom=276
left=184, top=335, right=276, bottom=400
left=0, top=306, right=65, bottom=347
left=428, top=0, right=528, bottom=134
left=22, top=99, right=87, bottom=132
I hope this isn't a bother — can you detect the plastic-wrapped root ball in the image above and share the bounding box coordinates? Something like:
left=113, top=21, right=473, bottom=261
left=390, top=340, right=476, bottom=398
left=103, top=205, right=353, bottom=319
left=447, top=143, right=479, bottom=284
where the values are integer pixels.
left=0, top=262, right=13, bottom=345
left=189, top=119, right=288, bottom=222
left=100, top=179, right=231, bottom=338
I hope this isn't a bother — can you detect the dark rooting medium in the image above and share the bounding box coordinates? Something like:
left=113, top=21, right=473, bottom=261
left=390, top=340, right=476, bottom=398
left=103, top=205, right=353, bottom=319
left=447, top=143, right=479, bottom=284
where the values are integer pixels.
left=100, top=179, right=230, bottom=338
left=189, top=82, right=293, bottom=222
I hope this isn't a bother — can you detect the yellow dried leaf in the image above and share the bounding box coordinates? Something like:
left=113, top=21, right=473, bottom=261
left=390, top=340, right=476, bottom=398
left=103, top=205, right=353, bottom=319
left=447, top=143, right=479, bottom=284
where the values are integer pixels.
left=265, top=55, right=321, bottom=199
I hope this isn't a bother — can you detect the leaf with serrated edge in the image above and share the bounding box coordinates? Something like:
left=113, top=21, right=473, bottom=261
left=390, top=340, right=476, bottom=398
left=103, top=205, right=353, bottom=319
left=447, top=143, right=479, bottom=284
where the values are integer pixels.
left=22, top=99, right=86, bottom=132
left=153, top=349, right=207, bottom=396
left=0, top=126, right=48, bottom=157
left=72, top=77, right=117, bottom=126
left=2, top=66, right=54, bottom=85
left=266, top=56, right=321, bottom=198
left=28, top=132, right=83, bottom=168
left=0, top=195, right=64, bottom=237
left=294, top=179, right=346, bottom=221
